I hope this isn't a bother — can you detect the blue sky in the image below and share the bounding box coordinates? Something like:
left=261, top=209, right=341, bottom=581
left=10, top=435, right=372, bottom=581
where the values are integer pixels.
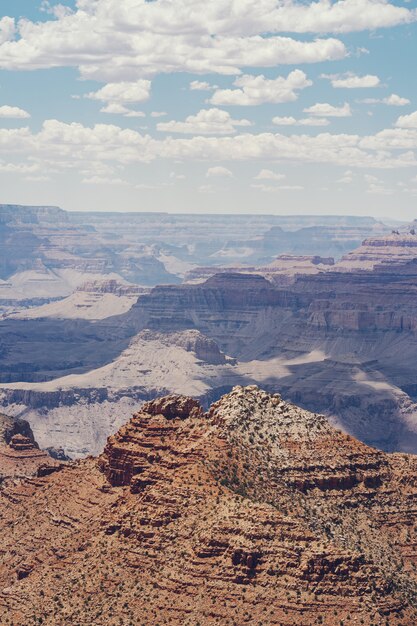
left=0, top=0, right=416, bottom=218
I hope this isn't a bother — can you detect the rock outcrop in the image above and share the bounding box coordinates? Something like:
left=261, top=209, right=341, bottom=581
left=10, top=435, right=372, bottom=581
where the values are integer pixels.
left=0, top=387, right=416, bottom=625
left=0, top=412, right=60, bottom=482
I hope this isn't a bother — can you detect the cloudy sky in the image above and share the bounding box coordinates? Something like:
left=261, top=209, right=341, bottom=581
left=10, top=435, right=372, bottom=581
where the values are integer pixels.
left=0, top=0, right=417, bottom=217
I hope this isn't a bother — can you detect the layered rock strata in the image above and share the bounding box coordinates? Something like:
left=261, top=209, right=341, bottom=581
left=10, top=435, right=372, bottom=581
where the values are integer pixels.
left=0, top=387, right=416, bottom=625
left=0, top=412, right=60, bottom=482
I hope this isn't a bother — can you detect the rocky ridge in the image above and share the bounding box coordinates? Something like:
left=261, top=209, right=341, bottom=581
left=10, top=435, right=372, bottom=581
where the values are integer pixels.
left=0, top=387, right=416, bottom=625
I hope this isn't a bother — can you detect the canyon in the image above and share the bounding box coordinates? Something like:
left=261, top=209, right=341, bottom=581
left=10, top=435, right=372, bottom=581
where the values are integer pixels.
left=2, top=206, right=417, bottom=459
left=0, top=387, right=416, bottom=625
left=0, top=205, right=389, bottom=315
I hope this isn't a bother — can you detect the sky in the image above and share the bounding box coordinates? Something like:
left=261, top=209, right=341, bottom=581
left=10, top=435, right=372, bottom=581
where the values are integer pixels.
left=0, top=0, right=417, bottom=217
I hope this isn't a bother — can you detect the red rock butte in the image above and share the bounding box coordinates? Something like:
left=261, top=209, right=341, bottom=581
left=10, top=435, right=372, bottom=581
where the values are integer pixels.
left=0, top=386, right=416, bottom=625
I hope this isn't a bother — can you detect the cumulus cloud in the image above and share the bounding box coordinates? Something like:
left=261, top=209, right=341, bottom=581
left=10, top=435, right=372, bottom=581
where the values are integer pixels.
left=359, top=94, right=410, bottom=106
left=324, top=72, right=380, bottom=88
left=86, top=81, right=151, bottom=104
left=252, top=183, right=303, bottom=192
left=0, top=4, right=350, bottom=81
left=190, top=81, right=213, bottom=91
left=0, top=105, right=30, bottom=119
left=206, top=166, right=233, bottom=178
left=303, top=102, right=352, bottom=117
left=395, top=111, right=417, bottom=128
left=40, top=1, right=73, bottom=19
left=0, top=161, right=39, bottom=173
left=337, top=170, right=354, bottom=183
left=0, top=16, right=15, bottom=44
left=272, top=115, right=329, bottom=126
left=383, top=94, right=410, bottom=106
left=0, top=119, right=417, bottom=174
left=156, top=108, right=252, bottom=135
left=210, top=70, right=312, bottom=106
left=100, top=103, right=145, bottom=117
left=86, top=80, right=151, bottom=117
left=82, top=175, right=128, bottom=185
left=254, top=169, right=286, bottom=181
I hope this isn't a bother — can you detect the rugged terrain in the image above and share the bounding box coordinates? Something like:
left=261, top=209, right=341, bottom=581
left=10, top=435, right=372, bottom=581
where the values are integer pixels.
left=0, top=387, right=416, bottom=625
left=6, top=279, right=146, bottom=321
left=1, top=210, right=417, bottom=458
left=4, top=248, right=417, bottom=456
left=0, top=412, right=60, bottom=482
left=0, top=205, right=389, bottom=316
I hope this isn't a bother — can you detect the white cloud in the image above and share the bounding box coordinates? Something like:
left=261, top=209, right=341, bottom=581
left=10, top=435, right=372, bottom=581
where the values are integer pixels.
left=0, top=0, right=414, bottom=93
left=384, top=94, right=410, bottom=106
left=150, top=111, right=167, bottom=118
left=0, top=7, right=347, bottom=81
left=325, top=73, right=380, bottom=88
left=0, top=161, right=39, bottom=173
left=0, top=105, right=30, bottom=119
left=198, top=184, right=215, bottom=193
left=87, top=81, right=151, bottom=103
left=395, top=111, right=417, bottom=128
left=337, top=170, right=353, bottom=183
left=359, top=94, right=410, bottom=106
left=40, top=1, right=73, bottom=19
left=206, top=166, right=233, bottom=178
left=210, top=70, right=312, bottom=106
left=26, top=175, right=51, bottom=182
left=100, top=103, right=145, bottom=117
left=0, top=16, right=15, bottom=44
left=86, top=80, right=151, bottom=117
left=272, top=116, right=329, bottom=126
left=254, top=169, right=286, bottom=181
left=303, top=102, right=352, bottom=117
left=157, top=108, right=252, bottom=135
left=190, top=81, right=213, bottom=91
left=252, top=183, right=303, bottom=192
left=1, top=119, right=417, bottom=175
left=82, top=175, right=128, bottom=186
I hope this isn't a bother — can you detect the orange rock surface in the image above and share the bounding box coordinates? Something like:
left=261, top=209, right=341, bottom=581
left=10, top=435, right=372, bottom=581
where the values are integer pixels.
left=0, top=413, right=61, bottom=483
left=0, top=387, right=417, bottom=625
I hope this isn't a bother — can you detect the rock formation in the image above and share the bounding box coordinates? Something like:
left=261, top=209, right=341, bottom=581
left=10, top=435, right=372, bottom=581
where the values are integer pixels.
left=0, top=412, right=60, bottom=482
left=7, top=279, right=147, bottom=321
left=0, top=387, right=416, bottom=625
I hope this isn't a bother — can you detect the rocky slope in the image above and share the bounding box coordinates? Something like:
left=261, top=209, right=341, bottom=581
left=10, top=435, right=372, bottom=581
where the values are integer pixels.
left=0, top=412, right=59, bottom=482
left=0, top=387, right=416, bottom=625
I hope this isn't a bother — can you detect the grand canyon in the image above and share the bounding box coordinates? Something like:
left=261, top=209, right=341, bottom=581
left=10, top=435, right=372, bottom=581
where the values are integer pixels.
left=2, top=0, right=417, bottom=622
left=2, top=205, right=417, bottom=622
left=1, top=205, right=417, bottom=460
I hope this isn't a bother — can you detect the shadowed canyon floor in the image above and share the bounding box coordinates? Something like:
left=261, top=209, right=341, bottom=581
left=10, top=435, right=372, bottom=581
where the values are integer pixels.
left=0, top=387, right=417, bottom=625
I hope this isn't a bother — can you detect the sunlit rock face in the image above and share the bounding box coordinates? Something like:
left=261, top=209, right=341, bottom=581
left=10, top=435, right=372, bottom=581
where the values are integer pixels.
left=0, top=387, right=417, bottom=625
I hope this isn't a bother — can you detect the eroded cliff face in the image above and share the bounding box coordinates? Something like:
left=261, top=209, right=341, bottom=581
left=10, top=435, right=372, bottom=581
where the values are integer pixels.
left=0, top=387, right=416, bottom=625
left=0, top=412, right=60, bottom=482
